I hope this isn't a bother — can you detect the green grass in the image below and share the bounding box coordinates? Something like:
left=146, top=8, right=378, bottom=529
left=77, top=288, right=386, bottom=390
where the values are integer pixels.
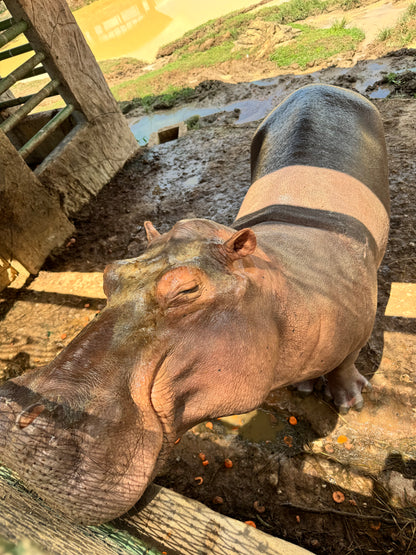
left=113, top=0, right=368, bottom=102
left=340, top=0, right=360, bottom=9
left=270, top=23, right=365, bottom=69
left=112, top=41, right=244, bottom=101
left=377, top=2, right=416, bottom=47
left=158, top=0, right=357, bottom=60
left=260, top=0, right=332, bottom=24
left=138, top=86, right=195, bottom=111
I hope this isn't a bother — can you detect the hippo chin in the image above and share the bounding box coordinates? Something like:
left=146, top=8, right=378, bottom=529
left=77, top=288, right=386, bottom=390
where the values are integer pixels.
left=0, top=84, right=389, bottom=524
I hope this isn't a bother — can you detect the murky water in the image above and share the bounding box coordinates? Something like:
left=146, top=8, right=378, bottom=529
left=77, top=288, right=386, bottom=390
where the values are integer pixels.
left=130, top=98, right=276, bottom=144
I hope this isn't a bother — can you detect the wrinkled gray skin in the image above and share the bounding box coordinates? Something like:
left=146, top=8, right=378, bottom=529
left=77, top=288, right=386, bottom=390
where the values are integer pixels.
left=0, top=85, right=389, bottom=524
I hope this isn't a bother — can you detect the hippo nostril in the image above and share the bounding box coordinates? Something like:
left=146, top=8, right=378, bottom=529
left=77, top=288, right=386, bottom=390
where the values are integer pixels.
left=16, top=404, right=45, bottom=429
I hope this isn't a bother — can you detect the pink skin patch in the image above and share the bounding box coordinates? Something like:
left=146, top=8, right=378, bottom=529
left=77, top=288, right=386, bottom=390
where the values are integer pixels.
left=237, top=165, right=389, bottom=262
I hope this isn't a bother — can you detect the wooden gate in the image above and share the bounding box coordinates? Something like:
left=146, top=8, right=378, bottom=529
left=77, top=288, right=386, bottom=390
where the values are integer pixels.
left=0, top=0, right=138, bottom=288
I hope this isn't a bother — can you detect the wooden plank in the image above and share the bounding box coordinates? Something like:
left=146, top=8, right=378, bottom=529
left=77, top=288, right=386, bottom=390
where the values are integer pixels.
left=0, top=129, right=74, bottom=274
left=0, top=465, right=312, bottom=555
left=0, top=51, right=45, bottom=95
left=35, top=114, right=139, bottom=214
left=0, top=20, right=27, bottom=48
left=121, top=485, right=313, bottom=555
left=19, top=103, right=74, bottom=159
left=0, top=79, right=60, bottom=134
left=0, top=43, right=32, bottom=61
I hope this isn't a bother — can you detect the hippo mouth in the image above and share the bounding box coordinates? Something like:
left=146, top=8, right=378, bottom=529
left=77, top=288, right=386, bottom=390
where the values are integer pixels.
left=0, top=380, right=164, bottom=524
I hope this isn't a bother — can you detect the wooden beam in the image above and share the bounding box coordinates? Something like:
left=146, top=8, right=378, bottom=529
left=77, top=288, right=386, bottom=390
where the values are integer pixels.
left=0, top=466, right=312, bottom=555
left=0, top=129, right=74, bottom=274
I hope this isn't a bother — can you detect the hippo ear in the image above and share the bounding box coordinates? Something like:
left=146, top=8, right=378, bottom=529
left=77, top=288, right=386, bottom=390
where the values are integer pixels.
left=144, top=221, right=161, bottom=243
left=223, top=228, right=257, bottom=261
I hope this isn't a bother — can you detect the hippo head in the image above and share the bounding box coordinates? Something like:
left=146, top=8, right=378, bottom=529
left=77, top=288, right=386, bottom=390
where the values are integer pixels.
left=0, top=219, right=278, bottom=524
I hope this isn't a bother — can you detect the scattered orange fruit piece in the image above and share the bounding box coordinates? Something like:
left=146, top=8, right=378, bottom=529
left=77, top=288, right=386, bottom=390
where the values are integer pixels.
left=253, top=500, right=265, bottom=513
left=245, top=521, right=256, bottom=528
left=288, top=416, right=298, bottom=425
left=174, top=438, right=181, bottom=445
left=224, top=458, right=233, bottom=468
left=194, top=476, right=203, bottom=485
left=283, top=435, right=293, bottom=447
left=296, top=515, right=301, bottom=523
left=202, top=460, right=209, bottom=466
left=332, top=491, right=345, bottom=503
left=84, top=303, right=90, bottom=308
left=337, top=435, right=348, bottom=444
left=205, top=422, right=213, bottom=430
left=198, top=452, right=206, bottom=461
left=60, top=333, right=67, bottom=340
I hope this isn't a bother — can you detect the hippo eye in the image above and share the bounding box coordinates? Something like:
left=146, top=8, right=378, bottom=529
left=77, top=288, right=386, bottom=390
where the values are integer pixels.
left=178, top=284, right=199, bottom=295
left=169, top=283, right=201, bottom=307
left=156, top=267, right=204, bottom=309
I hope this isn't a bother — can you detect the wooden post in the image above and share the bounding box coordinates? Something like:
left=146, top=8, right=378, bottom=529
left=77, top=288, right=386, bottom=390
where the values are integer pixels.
left=0, top=129, right=74, bottom=275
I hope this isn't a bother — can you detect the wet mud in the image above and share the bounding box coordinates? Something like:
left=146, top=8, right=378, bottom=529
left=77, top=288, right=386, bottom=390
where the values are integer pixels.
left=1, top=53, right=416, bottom=554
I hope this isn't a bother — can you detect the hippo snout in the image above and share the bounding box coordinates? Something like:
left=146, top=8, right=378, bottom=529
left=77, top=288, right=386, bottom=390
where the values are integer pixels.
left=0, top=361, right=164, bottom=524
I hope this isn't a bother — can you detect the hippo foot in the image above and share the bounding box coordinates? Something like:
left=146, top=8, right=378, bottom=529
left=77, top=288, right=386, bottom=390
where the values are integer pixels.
left=293, top=377, right=325, bottom=397
left=324, top=351, right=371, bottom=414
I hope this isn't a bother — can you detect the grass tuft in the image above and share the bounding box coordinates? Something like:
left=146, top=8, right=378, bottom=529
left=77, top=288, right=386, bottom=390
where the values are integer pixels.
left=377, top=2, right=416, bottom=46
left=270, top=23, right=364, bottom=69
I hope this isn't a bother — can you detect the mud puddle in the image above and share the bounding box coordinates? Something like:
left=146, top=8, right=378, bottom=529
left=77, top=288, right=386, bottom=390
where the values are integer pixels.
left=130, top=98, right=276, bottom=144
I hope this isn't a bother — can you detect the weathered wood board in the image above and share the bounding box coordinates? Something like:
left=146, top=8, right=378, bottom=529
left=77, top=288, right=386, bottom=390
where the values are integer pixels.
left=0, top=467, right=312, bottom=555
left=0, top=129, right=75, bottom=276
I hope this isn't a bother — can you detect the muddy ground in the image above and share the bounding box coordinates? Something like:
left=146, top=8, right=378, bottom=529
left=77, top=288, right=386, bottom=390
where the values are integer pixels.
left=1, top=49, right=416, bottom=554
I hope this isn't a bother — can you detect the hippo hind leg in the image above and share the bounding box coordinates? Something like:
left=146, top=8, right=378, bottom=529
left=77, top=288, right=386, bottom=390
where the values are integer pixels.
left=324, top=350, right=371, bottom=414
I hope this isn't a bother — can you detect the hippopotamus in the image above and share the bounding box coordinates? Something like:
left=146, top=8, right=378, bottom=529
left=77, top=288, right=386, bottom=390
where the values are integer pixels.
left=0, top=84, right=389, bottom=525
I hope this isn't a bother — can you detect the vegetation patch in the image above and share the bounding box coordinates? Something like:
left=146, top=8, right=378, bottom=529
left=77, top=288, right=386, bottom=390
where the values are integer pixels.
left=261, top=0, right=333, bottom=24
left=270, top=22, right=365, bottom=69
left=98, top=57, right=145, bottom=80
left=137, top=86, right=195, bottom=111
left=157, top=0, right=365, bottom=60
left=377, top=2, right=416, bottom=47
left=111, top=41, right=244, bottom=101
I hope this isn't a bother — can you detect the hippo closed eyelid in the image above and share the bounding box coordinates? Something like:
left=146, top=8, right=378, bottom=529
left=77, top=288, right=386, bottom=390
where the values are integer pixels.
left=156, top=267, right=204, bottom=308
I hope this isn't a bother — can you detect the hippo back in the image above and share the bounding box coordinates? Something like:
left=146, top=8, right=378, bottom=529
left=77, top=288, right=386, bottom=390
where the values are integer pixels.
left=250, top=84, right=389, bottom=213
left=235, top=85, right=390, bottom=265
